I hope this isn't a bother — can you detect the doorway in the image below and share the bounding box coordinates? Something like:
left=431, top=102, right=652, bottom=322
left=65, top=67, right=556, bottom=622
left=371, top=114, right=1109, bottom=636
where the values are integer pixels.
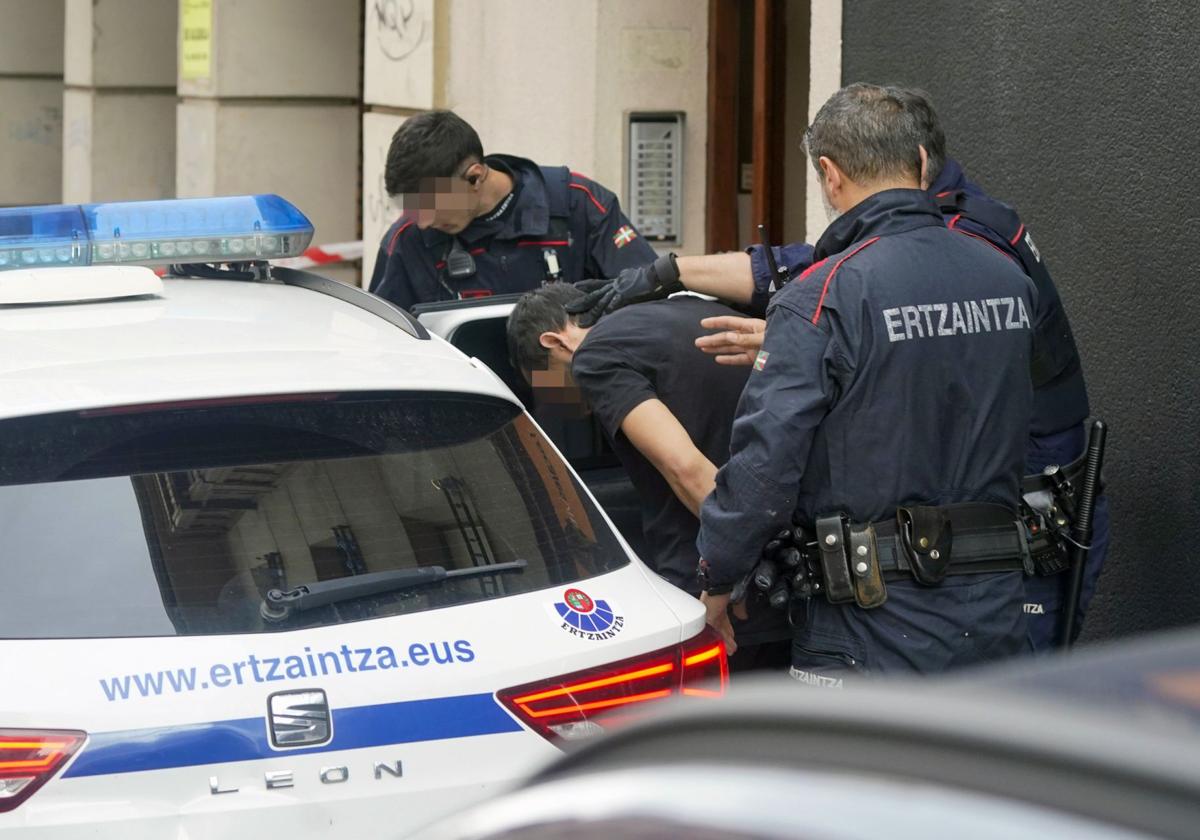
left=706, top=0, right=810, bottom=253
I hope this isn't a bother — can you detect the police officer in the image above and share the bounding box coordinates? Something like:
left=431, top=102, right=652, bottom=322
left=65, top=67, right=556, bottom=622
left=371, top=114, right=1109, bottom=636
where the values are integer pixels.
left=907, top=88, right=1107, bottom=649
left=695, top=84, right=1036, bottom=679
left=569, top=86, right=1107, bottom=651
left=368, top=110, right=657, bottom=311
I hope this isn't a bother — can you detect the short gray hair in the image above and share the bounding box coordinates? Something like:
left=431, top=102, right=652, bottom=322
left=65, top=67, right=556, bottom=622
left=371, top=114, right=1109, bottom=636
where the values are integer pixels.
left=887, top=85, right=947, bottom=187
left=804, top=83, right=923, bottom=184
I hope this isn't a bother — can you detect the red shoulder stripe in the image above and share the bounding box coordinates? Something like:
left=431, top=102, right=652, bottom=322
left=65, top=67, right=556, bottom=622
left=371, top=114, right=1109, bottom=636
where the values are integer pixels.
left=795, top=257, right=829, bottom=282
left=568, top=182, right=608, bottom=214
left=953, top=229, right=1018, bottom=264
left=1009, top=223, right=1026, bottom=246
left=947, top=213, right=962, bottom=229
left=811, top=237, right=881, bottom=324
left=386, top=219, right=415, bottom=255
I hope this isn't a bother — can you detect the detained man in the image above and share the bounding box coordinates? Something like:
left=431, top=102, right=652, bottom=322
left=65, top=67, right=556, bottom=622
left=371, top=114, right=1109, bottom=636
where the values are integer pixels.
left=506, top=284, right=791, bottom=671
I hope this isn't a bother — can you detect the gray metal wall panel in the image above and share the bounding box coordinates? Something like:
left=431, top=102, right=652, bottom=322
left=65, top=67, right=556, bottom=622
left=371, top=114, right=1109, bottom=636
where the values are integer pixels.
left=840, top=1, right=1200, bottom=641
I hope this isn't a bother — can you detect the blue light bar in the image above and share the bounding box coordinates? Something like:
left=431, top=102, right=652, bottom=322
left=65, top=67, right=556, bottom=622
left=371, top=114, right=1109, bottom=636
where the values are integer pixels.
left=0, top=195, right=314, bottom=271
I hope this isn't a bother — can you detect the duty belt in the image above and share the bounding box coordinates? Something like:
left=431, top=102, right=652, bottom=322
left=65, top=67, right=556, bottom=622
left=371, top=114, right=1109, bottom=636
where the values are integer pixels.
left=738, top=458, right=1100, bottom=613
left=811, top=503, right=1029, bottom=609
left=1021, top=451, right=1091, bottom=497
left=736, top=504, right=1030, bottom=613
left=866, top=509, right=1029, bottom=578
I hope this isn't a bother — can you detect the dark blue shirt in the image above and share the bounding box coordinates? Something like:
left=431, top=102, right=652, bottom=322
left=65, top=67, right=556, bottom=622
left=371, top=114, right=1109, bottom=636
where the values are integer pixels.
left=699, top=190, right=1035, bottom=585
left=570, top=299, right=750, bottom=592
left=369, top=154, right=657, bottom=311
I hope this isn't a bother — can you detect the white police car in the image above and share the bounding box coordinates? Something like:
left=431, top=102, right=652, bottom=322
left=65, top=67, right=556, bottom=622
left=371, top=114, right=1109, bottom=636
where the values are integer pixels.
left=0, top=195, right=724, bottom=836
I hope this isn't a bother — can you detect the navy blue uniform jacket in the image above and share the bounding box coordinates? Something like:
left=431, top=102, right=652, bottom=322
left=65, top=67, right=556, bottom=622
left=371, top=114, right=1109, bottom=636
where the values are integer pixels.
left=369, top=154, right=656, bottom=311
left=747, top=158, right=1088, bottom=439
left=698, top=190, right=1036, bottom=585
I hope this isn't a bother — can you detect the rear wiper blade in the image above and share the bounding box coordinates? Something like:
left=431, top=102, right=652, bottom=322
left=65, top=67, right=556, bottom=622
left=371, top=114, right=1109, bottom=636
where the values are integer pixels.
left=259, top=560, right=527, bottom=621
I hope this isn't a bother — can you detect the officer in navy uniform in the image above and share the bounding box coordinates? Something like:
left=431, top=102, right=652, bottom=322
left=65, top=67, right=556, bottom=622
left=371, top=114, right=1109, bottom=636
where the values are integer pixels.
left=913, top=95, right=1107, bottom=649
left=368, top=110, right=656, bottom=312
left=696, top=84, right=1037, bottom=678
left=568, top=86, right=1106, bottom=651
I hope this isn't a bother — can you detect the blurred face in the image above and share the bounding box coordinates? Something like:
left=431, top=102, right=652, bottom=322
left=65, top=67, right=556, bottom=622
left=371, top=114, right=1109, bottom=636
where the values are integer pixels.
left=527, top=355, right=589, bottom=420
left=400, top=162, right=484, bottom=234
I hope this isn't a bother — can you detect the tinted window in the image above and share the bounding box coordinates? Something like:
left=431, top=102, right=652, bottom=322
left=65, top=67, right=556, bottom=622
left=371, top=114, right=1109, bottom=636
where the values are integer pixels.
left=0, top=393, right=628, bottom=638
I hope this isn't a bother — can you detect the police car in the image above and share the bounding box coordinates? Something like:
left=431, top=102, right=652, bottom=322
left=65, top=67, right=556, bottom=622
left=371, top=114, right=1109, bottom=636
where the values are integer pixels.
left=0, top=195, right=725, bottom=836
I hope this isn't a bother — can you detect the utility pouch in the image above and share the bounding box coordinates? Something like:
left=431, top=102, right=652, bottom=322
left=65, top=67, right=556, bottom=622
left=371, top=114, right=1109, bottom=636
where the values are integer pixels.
left=1021, top=484, right=1072, bottom=576
left=898, top=506, right=953, bottom=585
left=848, top=525, right=887, bottom=609
left=815, top=515, right=855, bottom=604
left=1029, top=525, right=1069, bottom=576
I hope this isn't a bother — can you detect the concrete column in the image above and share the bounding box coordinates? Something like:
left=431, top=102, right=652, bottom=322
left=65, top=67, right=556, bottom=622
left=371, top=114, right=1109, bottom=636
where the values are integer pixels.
left=362, top=110, right=407, bottom=287
left=360, top=0, right=445, bottom=285
left=178, top=0, right=361, bottom=284
left=805, top=0, right=842, bottom=241
left=0, top=0, right=64, bottom=205
left=592, top=0, right=707, bottom=254
left=62, top=0, right=177, bottom=204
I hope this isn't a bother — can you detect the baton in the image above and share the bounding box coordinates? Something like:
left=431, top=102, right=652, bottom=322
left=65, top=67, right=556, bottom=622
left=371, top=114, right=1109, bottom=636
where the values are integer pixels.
left=1059, top=419, right=1106, bottom=648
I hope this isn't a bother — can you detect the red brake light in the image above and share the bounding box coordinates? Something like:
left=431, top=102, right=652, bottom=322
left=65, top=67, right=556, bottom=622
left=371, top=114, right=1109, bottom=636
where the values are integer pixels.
left=497, top=627, right=728, bottom=743
left=0, top=730, right=86, bottom=813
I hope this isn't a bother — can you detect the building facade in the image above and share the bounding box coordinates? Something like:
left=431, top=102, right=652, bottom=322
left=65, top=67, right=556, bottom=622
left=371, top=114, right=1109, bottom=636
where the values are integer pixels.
left=2, top=0, right=1197, bottom=642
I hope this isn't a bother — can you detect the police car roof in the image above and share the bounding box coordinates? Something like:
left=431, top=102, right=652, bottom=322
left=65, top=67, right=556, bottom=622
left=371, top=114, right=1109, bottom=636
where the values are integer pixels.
left=0, top=273, right=517, bottom=420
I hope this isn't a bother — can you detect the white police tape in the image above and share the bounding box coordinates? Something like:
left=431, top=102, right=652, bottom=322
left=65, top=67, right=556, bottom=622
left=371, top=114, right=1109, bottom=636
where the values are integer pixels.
left=273, top=240, right=364, bottom=269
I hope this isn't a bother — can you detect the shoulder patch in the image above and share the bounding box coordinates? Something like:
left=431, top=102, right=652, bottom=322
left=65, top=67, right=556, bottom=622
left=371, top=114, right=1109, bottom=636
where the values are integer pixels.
left=613, top=224, right=638, bottom=248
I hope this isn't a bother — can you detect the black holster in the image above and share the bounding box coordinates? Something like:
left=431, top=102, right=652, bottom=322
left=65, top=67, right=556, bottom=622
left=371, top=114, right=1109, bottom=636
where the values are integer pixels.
left=897, top=506, right=953, bottom=585
left=815, top=515, right=887, bottom=609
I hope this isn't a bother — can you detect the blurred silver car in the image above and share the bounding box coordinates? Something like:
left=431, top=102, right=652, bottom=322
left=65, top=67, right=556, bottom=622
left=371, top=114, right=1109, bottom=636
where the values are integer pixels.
left=412, top=626, right=1200, bottom=839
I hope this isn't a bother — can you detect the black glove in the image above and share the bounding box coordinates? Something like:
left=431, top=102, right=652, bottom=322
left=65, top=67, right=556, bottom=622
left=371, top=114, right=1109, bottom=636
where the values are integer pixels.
left=565, top=253, right=682, bottom=326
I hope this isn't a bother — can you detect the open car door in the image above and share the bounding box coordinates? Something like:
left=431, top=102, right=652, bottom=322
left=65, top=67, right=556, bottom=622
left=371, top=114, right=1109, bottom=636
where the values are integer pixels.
left=413, top=297, right=648, bottom=561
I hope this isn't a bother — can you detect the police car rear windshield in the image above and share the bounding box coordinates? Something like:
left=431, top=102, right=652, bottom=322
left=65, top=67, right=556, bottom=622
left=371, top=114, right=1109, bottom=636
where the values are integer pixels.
left=0, top=392, right=628, bottom=638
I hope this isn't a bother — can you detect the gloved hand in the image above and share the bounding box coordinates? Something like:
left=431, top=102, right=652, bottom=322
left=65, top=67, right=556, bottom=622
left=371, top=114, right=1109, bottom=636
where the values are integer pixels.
left=565, top=252, right=683, bottom=326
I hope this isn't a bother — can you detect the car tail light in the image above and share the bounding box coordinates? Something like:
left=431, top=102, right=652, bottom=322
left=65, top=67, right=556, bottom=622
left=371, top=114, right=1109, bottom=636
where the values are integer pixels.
left=0, top=730, right=86, bottom=813
left=497, top=627, right=728, bottom=743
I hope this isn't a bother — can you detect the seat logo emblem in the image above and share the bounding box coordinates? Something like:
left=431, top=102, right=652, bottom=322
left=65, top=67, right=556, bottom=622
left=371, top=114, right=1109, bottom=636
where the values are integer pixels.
left=551, top=588, right=624, bottom=641
left=267, top=689, right=333, bottom=750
